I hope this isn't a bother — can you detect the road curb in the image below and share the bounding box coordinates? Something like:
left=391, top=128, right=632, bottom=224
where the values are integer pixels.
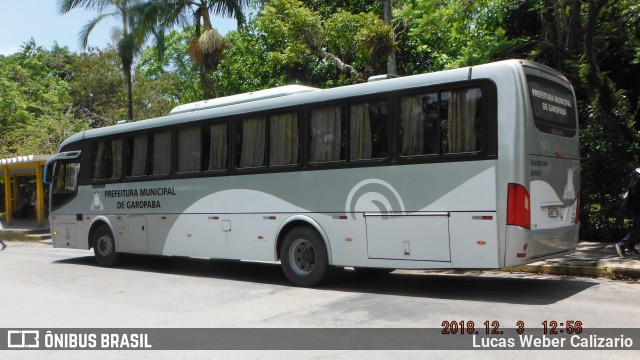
left=0, top=229, right=50, bottom=242
left=504, top=263, right=640, bottom=279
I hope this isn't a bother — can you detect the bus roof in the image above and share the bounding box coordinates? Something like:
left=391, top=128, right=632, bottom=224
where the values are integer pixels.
left=169, top=85, right=320, bottom=115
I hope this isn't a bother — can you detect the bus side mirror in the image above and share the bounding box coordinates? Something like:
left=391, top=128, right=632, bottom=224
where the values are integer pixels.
left=43, top=161, right=55, bottom=185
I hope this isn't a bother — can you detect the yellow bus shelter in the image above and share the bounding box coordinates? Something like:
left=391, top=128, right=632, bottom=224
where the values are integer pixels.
left=0, top=155, right=50, bottom=227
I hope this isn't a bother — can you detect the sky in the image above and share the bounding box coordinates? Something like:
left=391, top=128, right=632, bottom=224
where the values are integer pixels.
left=0, top=0, right=238, bottom=56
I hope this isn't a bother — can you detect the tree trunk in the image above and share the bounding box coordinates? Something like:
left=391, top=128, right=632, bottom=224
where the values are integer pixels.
left=200, top=2, right=213, bottom=31
left=200, top=67, right=216, bottom=99
left=585, top=0, right=616, bottom=112
left=121, top=4, right=133, bottom=120
left=383, top=0, right=397, bottom=76
left=302, top=28, right=364, bottom=82
left=566, top=0, right=582, bottom=56
left=125, top=65, right=134, bottom=120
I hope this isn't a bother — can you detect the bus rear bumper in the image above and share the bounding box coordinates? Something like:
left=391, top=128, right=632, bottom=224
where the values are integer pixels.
left=504, top=223, right=579, bottom=267
left=530, top=223, right=580, bottom=258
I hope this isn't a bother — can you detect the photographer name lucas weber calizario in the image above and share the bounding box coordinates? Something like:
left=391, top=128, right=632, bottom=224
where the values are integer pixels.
left=442, top=320, right=636, bottom=349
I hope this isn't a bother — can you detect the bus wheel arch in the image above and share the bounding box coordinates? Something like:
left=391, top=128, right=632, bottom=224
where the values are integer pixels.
left=89, top=219, right=118, bottom=267
left=276, top=216, right=332, bottom=264
left=88, top=217, right=116, bottom=248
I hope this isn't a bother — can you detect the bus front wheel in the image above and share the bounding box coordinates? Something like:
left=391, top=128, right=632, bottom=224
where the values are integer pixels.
left=280, top=227, right=331, bottom=287
left=92, top=224, right=118, bottom=267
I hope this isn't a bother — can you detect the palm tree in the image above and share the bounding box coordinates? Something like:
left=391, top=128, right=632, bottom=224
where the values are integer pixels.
left=136, top=0, right=253, bottom=99
left=58, top=0, right=144, bottom=120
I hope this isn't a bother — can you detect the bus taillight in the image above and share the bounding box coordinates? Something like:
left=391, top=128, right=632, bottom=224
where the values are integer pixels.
left=507, top=183, right=531, bottom=229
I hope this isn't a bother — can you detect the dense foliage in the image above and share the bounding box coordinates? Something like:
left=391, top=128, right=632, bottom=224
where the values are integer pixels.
left=1, top=0, right=639, bottom=240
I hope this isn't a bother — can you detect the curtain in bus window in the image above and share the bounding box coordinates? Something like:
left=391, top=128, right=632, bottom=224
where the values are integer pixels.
left=65, top=163, right=80, bottom=191
left=310, top=106, right=342, bottom=162
left=153, top=131, right=171, bottom=175
left=448, top=88, right=479, bottom=153
left=54, top=163, right=66, bottom=191
left=400, top=96, right=424, bottom=156
left=54, top=163, right=80, bottom=191
left=350, top=103, right=372, bottom=160
left=239, top=117, right=265, bottom=168
left=131, top=135, right=148, bottom=176
left=270, top=113, right=298, bottom=166
left=208, top=123, right=228, bottom=170
left=109, top=139, right=122, bottom=179
left=178, top=126, right=202, bottom=172
left=92, top=142, right=105, bottom=179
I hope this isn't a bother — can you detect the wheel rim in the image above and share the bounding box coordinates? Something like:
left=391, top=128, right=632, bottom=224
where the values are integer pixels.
left=289, top=238, right=316, bottom=276
left=96, top=233, right=113, bottom=258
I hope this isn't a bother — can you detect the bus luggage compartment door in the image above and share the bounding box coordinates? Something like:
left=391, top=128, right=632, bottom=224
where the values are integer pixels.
left=128, top=215, right=149, bottom=253
left=364, top=213, right=450, bottom=261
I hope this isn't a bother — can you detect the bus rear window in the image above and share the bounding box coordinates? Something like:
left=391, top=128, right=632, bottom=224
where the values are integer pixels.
left=527, top=75, right=577, bottom=137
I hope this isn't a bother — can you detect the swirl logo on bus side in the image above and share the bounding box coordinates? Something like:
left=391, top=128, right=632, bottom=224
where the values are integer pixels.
left=345, top=179, right=405, bottom=219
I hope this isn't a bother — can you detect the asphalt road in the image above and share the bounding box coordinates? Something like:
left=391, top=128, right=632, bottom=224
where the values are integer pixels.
left=1, top=241, right=639, bottom=359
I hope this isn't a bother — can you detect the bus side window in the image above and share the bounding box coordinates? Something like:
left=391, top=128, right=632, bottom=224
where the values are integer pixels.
left=269, top=112, right=299, bottom=166
left=309, top=106, right=346, bottom=163
left=92, top=142, right=106, bottom=180
left=126, top=135, right=149, bottom=176
left=236, top=117, right=266, bottom=168
left=441, top=88, right=483, bottom=154
left=204, top=123, right=228, bottom=171
left=152, top=131, right=171, bottom=175
left=349, top=100, right=389, bottom=160
left=400, top=94, right=439, bottom=156
left=108, top=139, right=123, bottom=179
left=93, top=139, right=123, bottom=181
left=125, top=132, right=171, bottom=176
left=178, top=126, right=202, bottom=173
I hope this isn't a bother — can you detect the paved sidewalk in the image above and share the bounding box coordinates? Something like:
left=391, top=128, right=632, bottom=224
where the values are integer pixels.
left=505, top=241, right=640, bottom=279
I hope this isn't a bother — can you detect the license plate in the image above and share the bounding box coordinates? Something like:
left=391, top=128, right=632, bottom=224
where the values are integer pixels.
left=548, top=206, right=560, bottom=217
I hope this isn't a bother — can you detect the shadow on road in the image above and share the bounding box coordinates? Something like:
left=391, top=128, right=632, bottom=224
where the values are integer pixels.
left=55, top=254, right=597, bottom=305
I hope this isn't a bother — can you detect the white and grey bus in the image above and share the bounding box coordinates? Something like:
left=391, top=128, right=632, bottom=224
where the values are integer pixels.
left=44, top=59, right=580, bottom=286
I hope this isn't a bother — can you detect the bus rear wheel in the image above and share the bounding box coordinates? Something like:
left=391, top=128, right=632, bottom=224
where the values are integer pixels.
left=280, top=227, right=331, bottom=287
left=92, top=224, right=118, bottom=267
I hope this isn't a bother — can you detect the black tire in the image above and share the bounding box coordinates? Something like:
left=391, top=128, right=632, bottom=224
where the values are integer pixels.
left=280, top=227, right=331, bottom=287
left=92, top=224, right=118, bottom=267
left=354, top=267, right=395, bottom=277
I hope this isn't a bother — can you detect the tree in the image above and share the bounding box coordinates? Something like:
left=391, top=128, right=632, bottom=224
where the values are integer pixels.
left=67, top=47, right=129, bottom=127
left=136, top=27, right=203, bottom=104
left=136, top=0, right=253, bottom=99
left=0, top=41, right=87, bottom=156
left=67, top=45, right=187, bottom=125
left=58, top=0, right=145, bottom=120
left=395, top=0, right=527, bottom=72
left=254, top=0, right=396, bottom=83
